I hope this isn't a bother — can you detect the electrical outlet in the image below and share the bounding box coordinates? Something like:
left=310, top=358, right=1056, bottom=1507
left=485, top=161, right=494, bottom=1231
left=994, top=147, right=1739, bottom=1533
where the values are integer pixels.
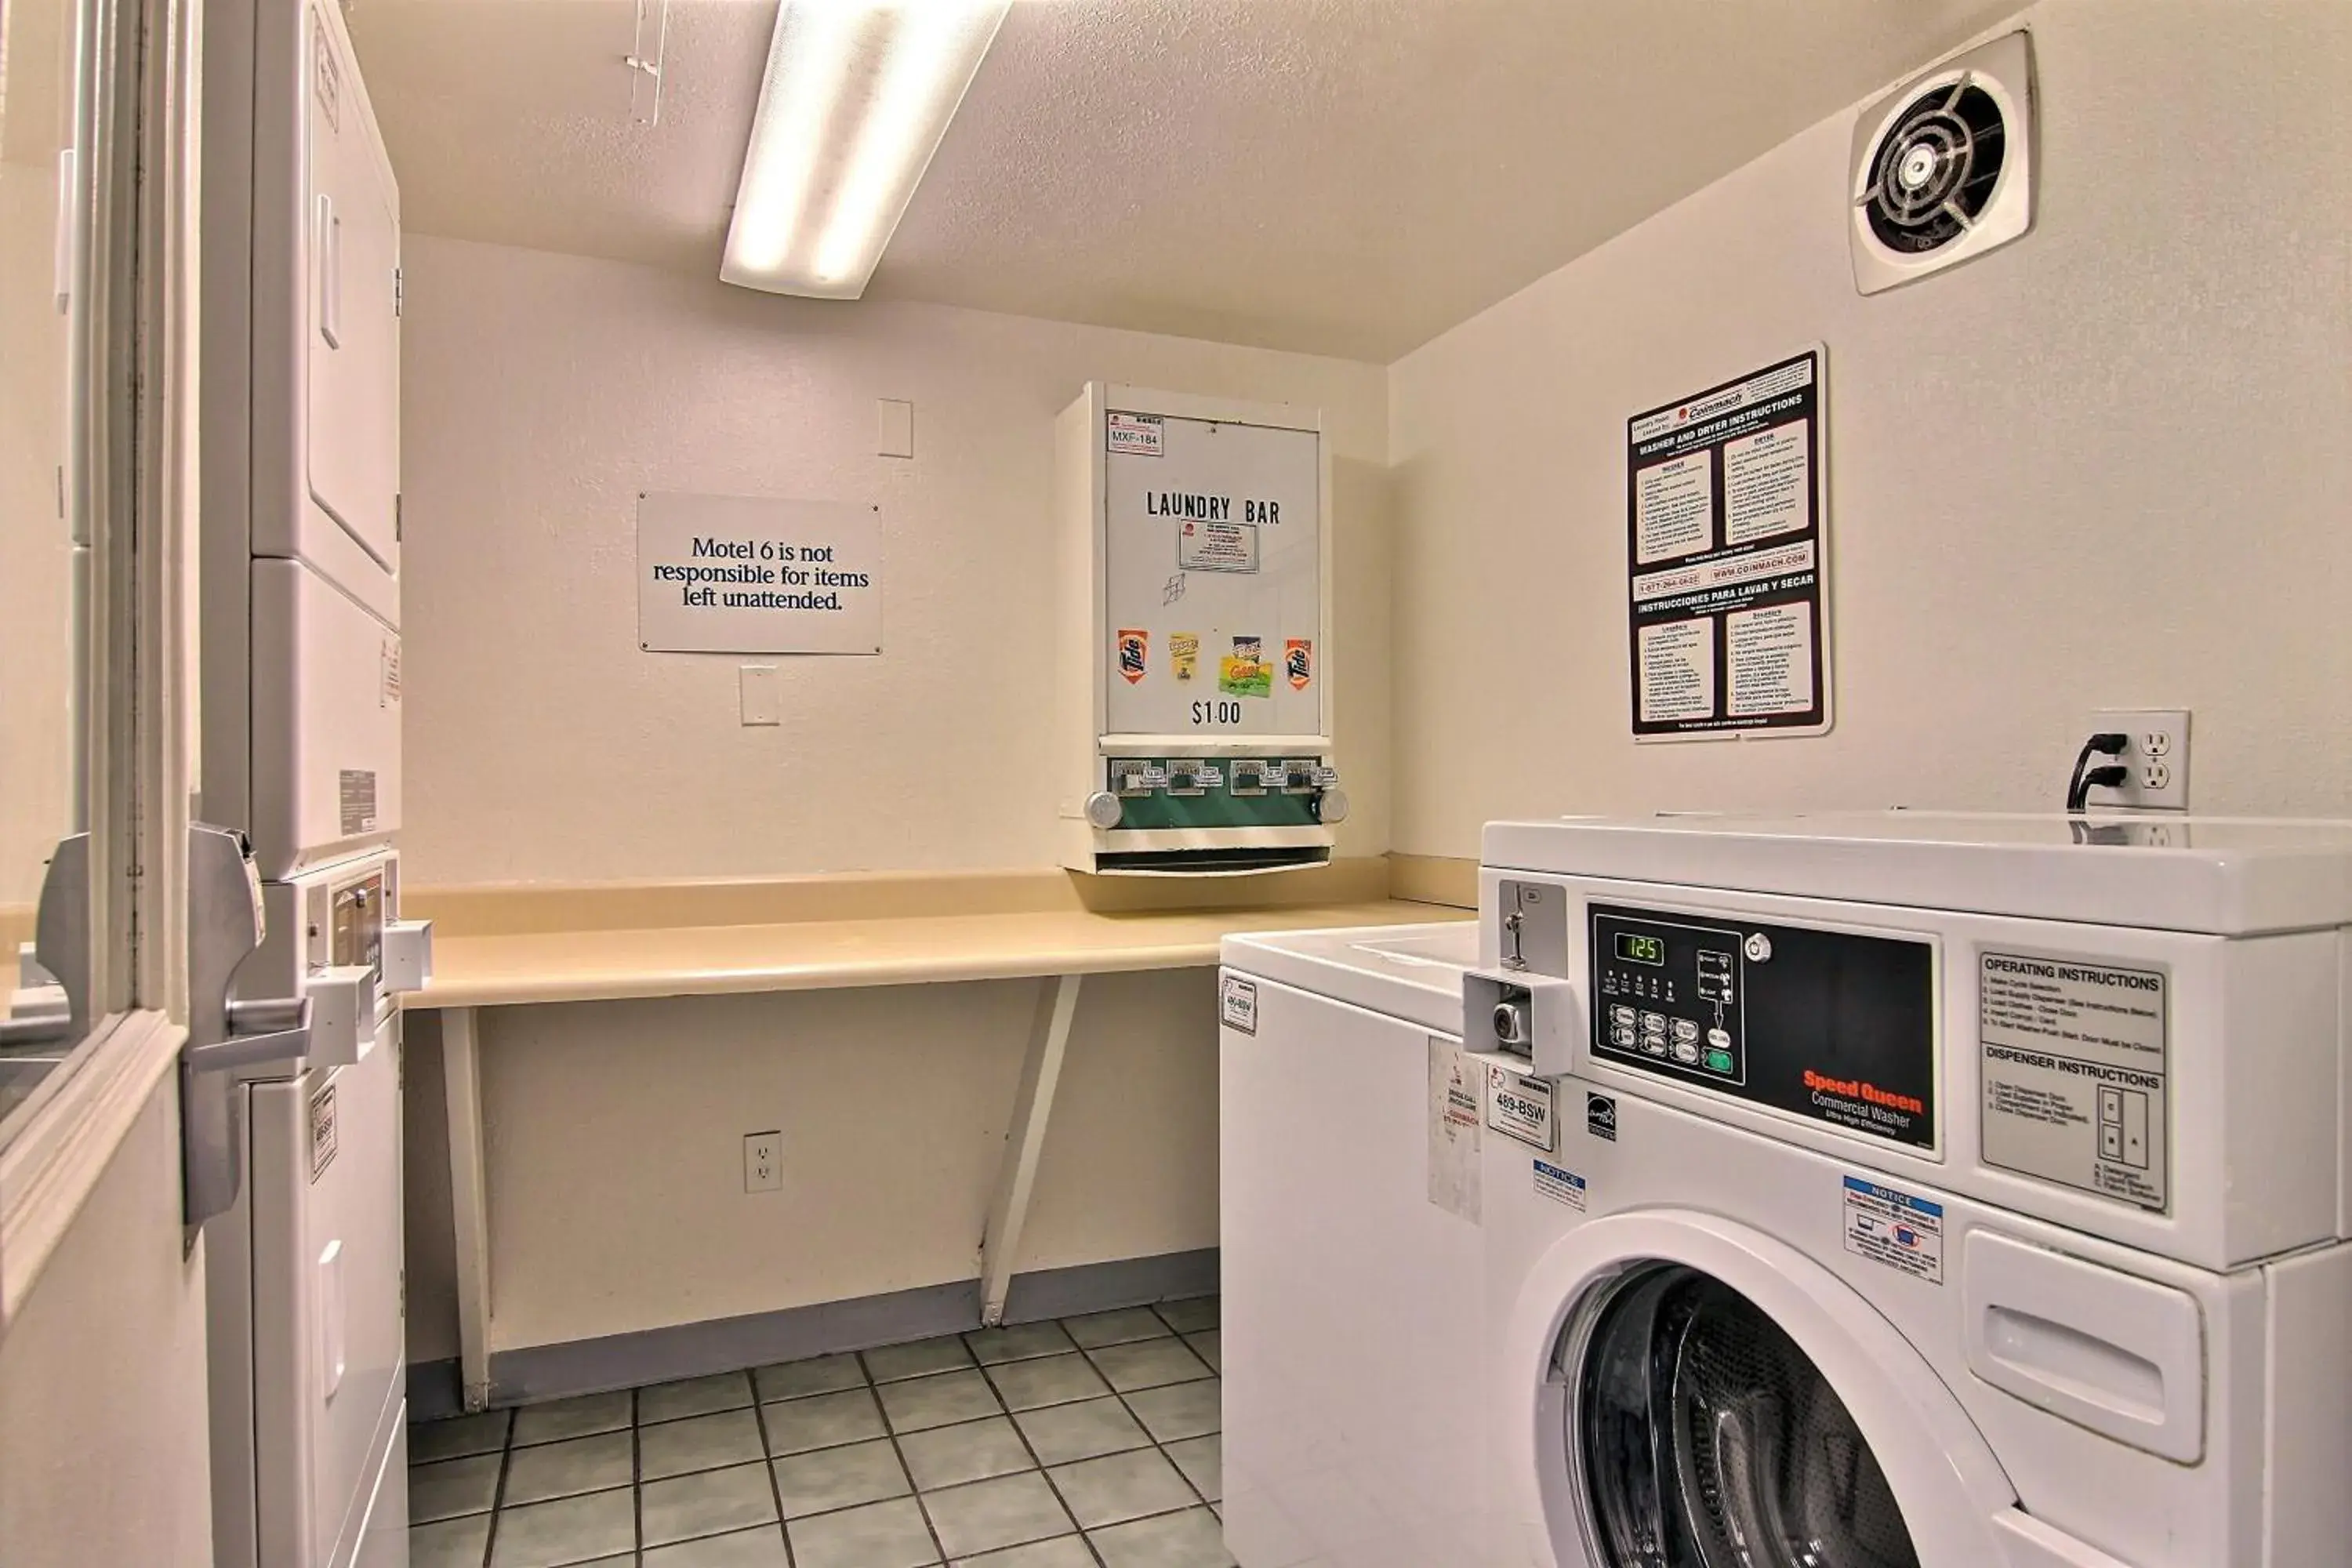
left=2085, top=710, right=2190, bottom=811
left=743, top=1131, right=782, bottom=1192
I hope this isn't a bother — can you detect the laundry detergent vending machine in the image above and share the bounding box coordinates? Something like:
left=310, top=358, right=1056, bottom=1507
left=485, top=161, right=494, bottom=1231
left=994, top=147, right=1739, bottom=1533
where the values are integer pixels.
left=197, top=0, right=427, bottom=1565
left=1056, top=384, right=1344, bottom=874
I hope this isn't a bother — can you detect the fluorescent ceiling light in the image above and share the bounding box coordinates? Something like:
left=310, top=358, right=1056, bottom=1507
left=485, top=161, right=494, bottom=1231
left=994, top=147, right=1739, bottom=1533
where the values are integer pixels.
left=722, top=0, right=1008, bottom=299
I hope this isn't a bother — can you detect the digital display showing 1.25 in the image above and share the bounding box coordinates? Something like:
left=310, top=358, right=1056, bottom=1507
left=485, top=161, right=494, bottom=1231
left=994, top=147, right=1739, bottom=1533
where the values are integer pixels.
left=1616, top=931, right=1666, bottom=967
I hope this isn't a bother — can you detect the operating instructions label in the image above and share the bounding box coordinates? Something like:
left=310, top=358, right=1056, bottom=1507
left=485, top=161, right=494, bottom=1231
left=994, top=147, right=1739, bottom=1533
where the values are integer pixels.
left=1626, top=349, right=1829, bottom=740
left=1979, top=952, right=2169, bottom=1212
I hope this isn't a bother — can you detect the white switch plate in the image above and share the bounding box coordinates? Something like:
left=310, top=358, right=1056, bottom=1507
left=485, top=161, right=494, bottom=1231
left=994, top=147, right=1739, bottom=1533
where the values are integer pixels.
left=877, top=398, right=913, bottom=459
left=2085, top=709, right=2190, bottom=810
left=739, top=665, right=780, bottom=726
left=743, top=1131, right=782, bottom=1192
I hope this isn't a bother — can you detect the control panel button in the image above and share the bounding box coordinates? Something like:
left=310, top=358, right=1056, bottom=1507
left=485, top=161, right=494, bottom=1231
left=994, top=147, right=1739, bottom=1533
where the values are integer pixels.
left=1611, top=1005, right=1635, bottom=1028
left=1611, top=1024, right=1637, bottom=1049
left=1671, top=1039, right=1700, bottom=1065
left=1671, top=1018, right=1698, bottom=1044
left=1642, top=1036, right=1669, bottom=1057
left=1639, top=1011, right=1667, bottom=1037
left=1707, top=1026, right=1731, bottom=1052
left=1705, top=1050, right=1735, bottom=1074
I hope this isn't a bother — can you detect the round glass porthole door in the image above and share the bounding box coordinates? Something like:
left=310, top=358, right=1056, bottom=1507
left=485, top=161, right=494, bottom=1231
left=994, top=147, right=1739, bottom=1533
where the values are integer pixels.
left=1568, top=1264, right=1921, bottom=1568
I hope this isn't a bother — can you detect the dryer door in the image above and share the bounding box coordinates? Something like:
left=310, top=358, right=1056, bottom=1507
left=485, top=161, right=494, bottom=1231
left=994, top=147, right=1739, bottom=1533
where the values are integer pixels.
left=1507, top=1211, right=2026, bottom=1568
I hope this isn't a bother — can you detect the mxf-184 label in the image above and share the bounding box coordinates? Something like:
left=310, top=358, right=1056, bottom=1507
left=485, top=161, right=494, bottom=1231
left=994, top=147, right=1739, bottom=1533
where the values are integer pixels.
left=1979, top=951, right=2169, bottom=1212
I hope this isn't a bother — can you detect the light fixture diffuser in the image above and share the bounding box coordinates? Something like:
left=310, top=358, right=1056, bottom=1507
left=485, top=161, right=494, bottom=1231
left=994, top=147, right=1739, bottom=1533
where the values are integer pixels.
left=722, top=0, right=1008, bottom=299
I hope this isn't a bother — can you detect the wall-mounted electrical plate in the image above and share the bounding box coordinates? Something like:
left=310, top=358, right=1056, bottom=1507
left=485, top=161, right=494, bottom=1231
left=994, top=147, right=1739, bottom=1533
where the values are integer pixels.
left=2085, top=709, right=2190, bottom=811
left=877, top=398, right=913, bottom=459
left=740, top=666, right=781, bottom=726
left=743, top=1131, right=782, bottom=1192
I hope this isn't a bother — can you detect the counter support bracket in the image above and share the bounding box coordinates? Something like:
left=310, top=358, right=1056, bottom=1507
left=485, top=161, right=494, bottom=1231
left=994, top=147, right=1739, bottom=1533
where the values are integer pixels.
left=441, top=1006, right=495, bottom=1412
left=978, top=972, right=1083, bottom=1327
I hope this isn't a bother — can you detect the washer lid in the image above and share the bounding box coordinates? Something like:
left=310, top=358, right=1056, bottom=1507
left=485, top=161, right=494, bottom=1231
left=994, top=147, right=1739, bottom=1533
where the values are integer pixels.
left=1482, top=812, right=2352, bottom=935
left=1221, top=920, right=1476, bottom=1035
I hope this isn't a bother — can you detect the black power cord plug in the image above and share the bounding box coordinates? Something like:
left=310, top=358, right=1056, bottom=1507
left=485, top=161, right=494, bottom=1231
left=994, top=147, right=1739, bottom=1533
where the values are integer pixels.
left=2065, top=731, right=2130, bottom=813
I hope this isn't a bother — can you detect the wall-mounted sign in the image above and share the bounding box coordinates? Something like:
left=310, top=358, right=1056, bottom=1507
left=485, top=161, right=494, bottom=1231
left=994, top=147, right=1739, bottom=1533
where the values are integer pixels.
left=637, top=492, right=881, bottom=655
left=1624, top=349, right=1830, bottom=739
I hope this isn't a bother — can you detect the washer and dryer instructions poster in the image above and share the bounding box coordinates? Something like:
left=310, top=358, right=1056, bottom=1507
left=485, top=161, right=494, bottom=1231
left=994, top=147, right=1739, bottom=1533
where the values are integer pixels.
left=1625, top=350, right=1829, bottom=739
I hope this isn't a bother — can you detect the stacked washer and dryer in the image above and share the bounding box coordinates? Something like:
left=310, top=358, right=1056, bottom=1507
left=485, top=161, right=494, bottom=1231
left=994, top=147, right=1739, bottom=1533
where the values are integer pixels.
left=1467, top=815, right=2352, bottom=1568
left=198, top=1, right=424, bottom=1565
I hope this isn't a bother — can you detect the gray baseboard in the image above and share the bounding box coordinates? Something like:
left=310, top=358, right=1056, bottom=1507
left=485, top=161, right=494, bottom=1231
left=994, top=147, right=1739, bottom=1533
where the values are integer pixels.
left=998, top=1247, right=1218, bottom=1325
left=418, top=1248, right=1218, bottom=1413
left=408, top=1356, right=464, bottom=1424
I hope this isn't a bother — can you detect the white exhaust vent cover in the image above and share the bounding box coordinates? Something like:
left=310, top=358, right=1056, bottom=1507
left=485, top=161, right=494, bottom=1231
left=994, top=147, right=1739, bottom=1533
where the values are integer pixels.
left=1850, top=31, right=2034, bottom=296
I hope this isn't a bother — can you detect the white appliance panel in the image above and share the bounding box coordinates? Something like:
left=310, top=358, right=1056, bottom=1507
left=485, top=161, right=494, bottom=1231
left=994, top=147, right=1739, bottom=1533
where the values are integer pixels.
left=251, top=1014, right=405, bottom=1568
left=301, top=0, right=400, bottom=575
left=1473, top=867, right=2343, bottom=1273
left=1221, top=936, right=1487, bottom=1568
left=251, top=557, right=401, bottom=877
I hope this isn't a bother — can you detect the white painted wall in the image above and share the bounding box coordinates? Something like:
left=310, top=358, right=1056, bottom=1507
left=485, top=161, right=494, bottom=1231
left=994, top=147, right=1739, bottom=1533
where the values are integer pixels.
left=397, top=237, right=1391, bottom=887
left=395, top=245, right=1374, bottom=1359
left=1388, top=1, right=2352, bottom=855
left=0, top=64, right=75, bottom=920
left=0, top=1080, right=214, bottom=1566
left=443, top=970, right=1216, bottom=1355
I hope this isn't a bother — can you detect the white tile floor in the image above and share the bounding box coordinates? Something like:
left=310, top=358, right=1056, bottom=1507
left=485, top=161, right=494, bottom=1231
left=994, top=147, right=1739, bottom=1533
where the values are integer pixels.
left=408, top=1297, right=1228, bottom=1568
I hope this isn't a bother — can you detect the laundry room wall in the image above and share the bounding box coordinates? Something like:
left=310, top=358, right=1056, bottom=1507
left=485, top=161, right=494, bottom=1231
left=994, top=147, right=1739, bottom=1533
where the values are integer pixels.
left=1387, top=0, right=2352, bottom=868
left=0, top=142, right=73, bottom=944
left=394, top=238, right=1391, bottom=1371
left=396, top=235, right=1391, bottom=887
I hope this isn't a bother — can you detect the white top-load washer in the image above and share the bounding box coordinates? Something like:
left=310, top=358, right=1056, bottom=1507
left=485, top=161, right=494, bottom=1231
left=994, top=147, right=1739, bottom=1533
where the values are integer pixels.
left=1464, top=814, right=2352, bottom=1568
left=1221, top=920, right=1489, bottom=1568
left=198, top=0, right=421, bottom=1563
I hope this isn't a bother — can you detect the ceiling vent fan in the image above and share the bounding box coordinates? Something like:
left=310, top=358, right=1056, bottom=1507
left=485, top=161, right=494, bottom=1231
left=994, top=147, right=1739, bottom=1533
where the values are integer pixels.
left=1849, top=31, right=2035, bottom=296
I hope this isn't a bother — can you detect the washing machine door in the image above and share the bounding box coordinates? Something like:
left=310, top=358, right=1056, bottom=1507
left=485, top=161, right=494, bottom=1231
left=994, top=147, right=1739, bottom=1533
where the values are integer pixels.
left=1574, top=1262, right=1917, bottom=1566
left=1508, top=1212, right=2024, bottom=1568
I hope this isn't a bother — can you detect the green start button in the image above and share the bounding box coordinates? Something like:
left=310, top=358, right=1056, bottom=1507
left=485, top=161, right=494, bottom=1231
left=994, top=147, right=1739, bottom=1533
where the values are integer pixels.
left=1705, top=1050, right=1735, bottom=1074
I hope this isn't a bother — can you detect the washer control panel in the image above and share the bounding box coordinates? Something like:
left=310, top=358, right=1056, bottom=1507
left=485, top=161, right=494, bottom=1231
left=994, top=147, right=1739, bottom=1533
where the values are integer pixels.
left=1588, top=902, right=1938, bottom=1152
left=1592, top=909, right=1748, bottom=1082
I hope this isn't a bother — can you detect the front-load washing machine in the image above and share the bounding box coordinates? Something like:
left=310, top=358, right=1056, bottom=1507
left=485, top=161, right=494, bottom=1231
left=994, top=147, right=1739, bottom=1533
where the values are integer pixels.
left=1464, top=814, right=2352, bottom=1568
left=1221, top=919, right=1489, bottom=1567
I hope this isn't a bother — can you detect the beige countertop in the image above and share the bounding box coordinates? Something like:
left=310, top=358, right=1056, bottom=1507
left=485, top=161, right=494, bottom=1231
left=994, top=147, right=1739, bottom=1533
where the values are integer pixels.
left=414, top=898, right=1468, bottom=1008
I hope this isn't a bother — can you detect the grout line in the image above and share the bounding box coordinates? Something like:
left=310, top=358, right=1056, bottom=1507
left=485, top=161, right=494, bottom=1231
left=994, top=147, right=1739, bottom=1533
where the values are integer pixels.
left=628, top=1387, right=645, bottom=1566
left=744, top=1373, right=797, bottom=1567
left=477, top=1410, right=516, bottom=1568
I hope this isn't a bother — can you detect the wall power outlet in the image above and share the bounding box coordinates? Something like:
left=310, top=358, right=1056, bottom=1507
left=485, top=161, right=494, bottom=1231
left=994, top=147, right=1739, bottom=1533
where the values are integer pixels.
left=2085, top=710, right=2190, bottom=811
left=743, top=1131, right=782, bottom=1192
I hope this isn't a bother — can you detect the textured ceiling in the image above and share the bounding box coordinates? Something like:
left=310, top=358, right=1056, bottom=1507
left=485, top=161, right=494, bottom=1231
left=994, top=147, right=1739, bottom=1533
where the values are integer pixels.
left=348, top=0, right=2023, bottom=361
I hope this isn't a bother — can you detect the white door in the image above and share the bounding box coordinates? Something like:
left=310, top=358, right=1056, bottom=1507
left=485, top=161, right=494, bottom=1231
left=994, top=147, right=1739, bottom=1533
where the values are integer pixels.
left=0, top=0, right=214, bottom=1555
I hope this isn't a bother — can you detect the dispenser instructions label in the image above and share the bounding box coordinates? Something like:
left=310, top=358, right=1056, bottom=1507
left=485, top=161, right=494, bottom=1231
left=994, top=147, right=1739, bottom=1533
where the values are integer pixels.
left=1428, top=1038, right=1483, bottom=1222
left=1979, top=952, right=2169, bottom=1212
left=1219, top=975, right=1258, bottom=1035
left=1842, top=1176, right=1943, bottom=1285
left=1626, top=349, right=1828, bottom=740
left=1486, top=1065, right=1556, bottom=1152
